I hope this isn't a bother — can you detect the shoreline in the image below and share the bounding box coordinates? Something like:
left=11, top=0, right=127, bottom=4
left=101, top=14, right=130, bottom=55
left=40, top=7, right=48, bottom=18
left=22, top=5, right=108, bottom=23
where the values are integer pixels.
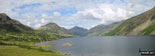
left=0, top=41, right=67, bottom=56
left=36, top=39, right=73, bottom=56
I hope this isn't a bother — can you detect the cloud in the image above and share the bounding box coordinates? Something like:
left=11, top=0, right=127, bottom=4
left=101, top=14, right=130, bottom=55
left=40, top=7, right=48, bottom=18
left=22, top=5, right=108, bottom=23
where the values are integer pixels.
left=50, top=3, right=135, bottom=29
left=53, top=12, right=61, bottom=16
left=0, top=0, right=154, bottom=29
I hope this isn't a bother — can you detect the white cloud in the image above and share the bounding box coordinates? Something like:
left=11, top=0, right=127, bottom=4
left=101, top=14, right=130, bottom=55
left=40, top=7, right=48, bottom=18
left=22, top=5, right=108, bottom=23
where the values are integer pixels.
left=67, top=4, right=135, bottom=26
left=41, top=19, right=46, bottom=23
left=0, top=0, right=154, bottom=29
left=41, top=14, right=48, bottom=17
left=34, top=24, right=41, bottom=28
left=53, top=12, right=61, bottom=16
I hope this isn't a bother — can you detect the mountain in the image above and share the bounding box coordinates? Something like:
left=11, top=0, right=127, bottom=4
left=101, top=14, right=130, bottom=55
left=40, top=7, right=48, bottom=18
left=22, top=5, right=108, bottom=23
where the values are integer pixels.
left=37, top=23, right=73, bottom=38
left=0, top=13, right=68, bottom=56
left=60, top=27, right=71, bottom=34
left=0, top=13, right=33, bottom=32
left=87, top=22, right=121, bottom=36
left=68, top=26, right=88, bottom=36
left=104, top=7, right=155, bottom=36
left=0, top=13, right=49, bottom=42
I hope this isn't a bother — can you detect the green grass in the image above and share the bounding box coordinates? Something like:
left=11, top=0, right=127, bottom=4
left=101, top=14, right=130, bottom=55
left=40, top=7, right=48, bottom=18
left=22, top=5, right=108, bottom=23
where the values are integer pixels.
left=0, top=32, right=67, bottom=56
left=0, top=41, right=67, bottom=56
left=0, top=45, right=66, bottom=56
left=138, top=22, right=155, bottom=35
left=0, top=31, right=60, bottom=42
left=0, top=26, right=71, bottom=56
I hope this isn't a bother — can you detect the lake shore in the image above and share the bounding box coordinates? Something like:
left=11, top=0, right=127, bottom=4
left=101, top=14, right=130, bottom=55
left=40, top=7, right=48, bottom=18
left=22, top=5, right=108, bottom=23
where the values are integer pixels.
left=0, top=41, right=67, bottom=56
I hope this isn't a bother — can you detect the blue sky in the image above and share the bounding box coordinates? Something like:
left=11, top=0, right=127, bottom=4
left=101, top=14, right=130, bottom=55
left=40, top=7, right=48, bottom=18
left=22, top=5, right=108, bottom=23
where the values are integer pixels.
left=0, top=0, right=154, bottom=29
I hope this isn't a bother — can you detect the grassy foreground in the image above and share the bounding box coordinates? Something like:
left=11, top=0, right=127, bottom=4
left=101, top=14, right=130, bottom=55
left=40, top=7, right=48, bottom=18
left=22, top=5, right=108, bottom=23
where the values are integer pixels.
left=0, top=31, right=68, bottom=56
left=0, top=41, right=66, bottom=56
left=0, top=45, right=66, bottom=56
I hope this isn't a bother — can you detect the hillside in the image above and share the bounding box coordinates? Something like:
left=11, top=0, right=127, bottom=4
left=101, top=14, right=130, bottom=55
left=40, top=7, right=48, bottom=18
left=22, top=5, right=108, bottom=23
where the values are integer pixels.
left=68, top=26, right=88, bottom=36
left=87, top=22, right=120, bottom=36
left=0, top=13, right=50, bottom=42
left=104, top=7, right=155, bottom=36
left=37, top=23, right=73, bottom=38
left=0, top=13, right=33, bottom=32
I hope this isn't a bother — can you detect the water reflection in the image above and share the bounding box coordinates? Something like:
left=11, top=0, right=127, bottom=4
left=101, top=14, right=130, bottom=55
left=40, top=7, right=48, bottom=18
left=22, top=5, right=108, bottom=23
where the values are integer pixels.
left=36, top=36, right=155, bottom=56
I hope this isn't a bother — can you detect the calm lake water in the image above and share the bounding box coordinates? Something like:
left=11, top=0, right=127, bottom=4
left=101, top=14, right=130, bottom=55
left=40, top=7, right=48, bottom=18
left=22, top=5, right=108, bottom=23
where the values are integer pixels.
left=36, top=36, right=155, bottom=56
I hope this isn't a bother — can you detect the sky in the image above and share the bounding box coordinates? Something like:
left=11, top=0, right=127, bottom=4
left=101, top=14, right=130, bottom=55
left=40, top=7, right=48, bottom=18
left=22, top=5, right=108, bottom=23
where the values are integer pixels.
left=0, top=0, right=154, bottom=29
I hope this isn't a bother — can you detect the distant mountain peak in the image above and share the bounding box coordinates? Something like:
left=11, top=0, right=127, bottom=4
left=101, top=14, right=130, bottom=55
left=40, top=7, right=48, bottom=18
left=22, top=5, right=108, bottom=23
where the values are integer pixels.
left=47, top=22, right=57, bottom=25
left=38, top=22, right=73, bottom=37
left=69, top=26, right=88, bottom=36
left=41, top=22, right=59, bottom=28
left=71, top=26, right=88, bottom=30
left=73, top=26, right=80, bottom=28
left=74, top=26, right=79, bottom=28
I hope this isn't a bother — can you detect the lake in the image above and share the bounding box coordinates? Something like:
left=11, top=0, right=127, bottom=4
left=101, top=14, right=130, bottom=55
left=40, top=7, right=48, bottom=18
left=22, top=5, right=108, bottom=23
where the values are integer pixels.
left=36, top=36, right=155, bottom=56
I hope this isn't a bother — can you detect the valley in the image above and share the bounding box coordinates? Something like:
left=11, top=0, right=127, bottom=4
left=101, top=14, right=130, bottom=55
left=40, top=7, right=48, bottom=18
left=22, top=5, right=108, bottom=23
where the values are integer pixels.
left=0, top=3, right=154, bottom=56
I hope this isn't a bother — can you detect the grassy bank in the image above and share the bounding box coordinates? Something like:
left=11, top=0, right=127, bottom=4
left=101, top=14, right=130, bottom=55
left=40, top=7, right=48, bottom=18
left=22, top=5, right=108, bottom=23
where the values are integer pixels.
left=0, top=41, right=66, bottom=56
left=0, top=45, right=66, bottom=56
